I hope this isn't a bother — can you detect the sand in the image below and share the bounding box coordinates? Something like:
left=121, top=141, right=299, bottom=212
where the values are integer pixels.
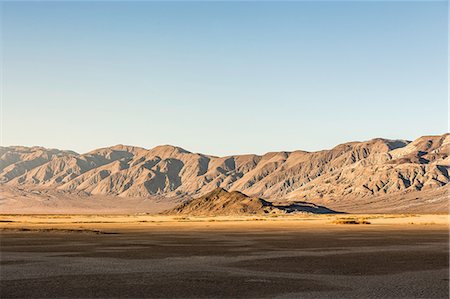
left=0, top=214, right=448, bottom=298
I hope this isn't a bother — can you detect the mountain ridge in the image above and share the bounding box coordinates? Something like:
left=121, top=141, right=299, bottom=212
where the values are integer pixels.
left=1, top=133, right=448, bottom=213
left=1, top=136, right=414, bottom=158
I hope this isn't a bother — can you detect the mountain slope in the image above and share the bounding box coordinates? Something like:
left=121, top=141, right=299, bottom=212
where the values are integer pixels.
left=165, top=188, right=274, bottom=216
left=165, top=188, right=339, bottom=216
left=1, top=134, right=448, bottom=213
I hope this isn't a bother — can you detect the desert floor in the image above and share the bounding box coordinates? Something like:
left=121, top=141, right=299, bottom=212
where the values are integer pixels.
left=0, top=214, right=449, bottom=298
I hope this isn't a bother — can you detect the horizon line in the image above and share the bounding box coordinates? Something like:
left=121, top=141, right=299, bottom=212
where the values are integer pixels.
left=2, top=132, right=448, bottom=157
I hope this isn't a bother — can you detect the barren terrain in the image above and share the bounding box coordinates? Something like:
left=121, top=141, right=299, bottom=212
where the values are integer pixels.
left=1, top=134, right=448, bottom=214
left=0, top=214, right=448, bottom=298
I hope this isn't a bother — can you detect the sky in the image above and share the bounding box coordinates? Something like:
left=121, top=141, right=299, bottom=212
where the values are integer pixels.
left=1, top=1, right=448, bottom=156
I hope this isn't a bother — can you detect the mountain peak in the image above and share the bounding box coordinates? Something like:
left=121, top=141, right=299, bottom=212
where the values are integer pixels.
left=205, top=187, right=229, bottom=196
left=1, top=133, right=448, bottom=213
left=150, top=145, right=191, bottom=155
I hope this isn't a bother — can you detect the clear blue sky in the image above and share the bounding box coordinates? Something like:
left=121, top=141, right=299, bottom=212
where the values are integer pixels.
left=1, top=1, right=448, bottom=155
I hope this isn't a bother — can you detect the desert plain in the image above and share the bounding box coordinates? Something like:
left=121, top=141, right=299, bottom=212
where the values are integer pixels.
left=1, top=214, right=448, bottom=298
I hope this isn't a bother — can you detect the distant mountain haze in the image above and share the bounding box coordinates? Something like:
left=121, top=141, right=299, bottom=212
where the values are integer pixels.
left=1, top=134, right=448, bottom=213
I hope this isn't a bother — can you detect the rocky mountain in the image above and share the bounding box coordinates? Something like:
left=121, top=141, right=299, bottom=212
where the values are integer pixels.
left=1, top=134, right=448, bottom=212
left=165, top=188, right=274, bottom=216
left=164, top=188, right=339, bottom=216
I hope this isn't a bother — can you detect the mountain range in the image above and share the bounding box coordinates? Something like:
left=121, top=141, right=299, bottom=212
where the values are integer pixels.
left=1, top=133, right=448, bottom=213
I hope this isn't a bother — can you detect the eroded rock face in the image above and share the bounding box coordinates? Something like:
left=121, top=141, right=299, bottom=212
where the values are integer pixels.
left=1, top=134, right=448, bottom=204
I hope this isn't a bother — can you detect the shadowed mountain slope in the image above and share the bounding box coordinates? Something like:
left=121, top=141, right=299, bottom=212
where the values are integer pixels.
left=164, top=188, right=340, bottom=216
left=1, top=134, right=448, bottom=212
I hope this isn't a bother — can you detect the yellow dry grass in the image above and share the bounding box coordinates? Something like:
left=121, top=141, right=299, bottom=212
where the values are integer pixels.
left=0, top=214, right=448, bottom=234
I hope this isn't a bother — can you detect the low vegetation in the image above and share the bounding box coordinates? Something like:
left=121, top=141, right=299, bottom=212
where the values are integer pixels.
left=332, top=217, right=371, bottom=225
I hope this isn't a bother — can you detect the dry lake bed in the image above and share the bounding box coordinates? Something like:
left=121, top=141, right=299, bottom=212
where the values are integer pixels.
left=0, top=214, right=448, bottom=298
